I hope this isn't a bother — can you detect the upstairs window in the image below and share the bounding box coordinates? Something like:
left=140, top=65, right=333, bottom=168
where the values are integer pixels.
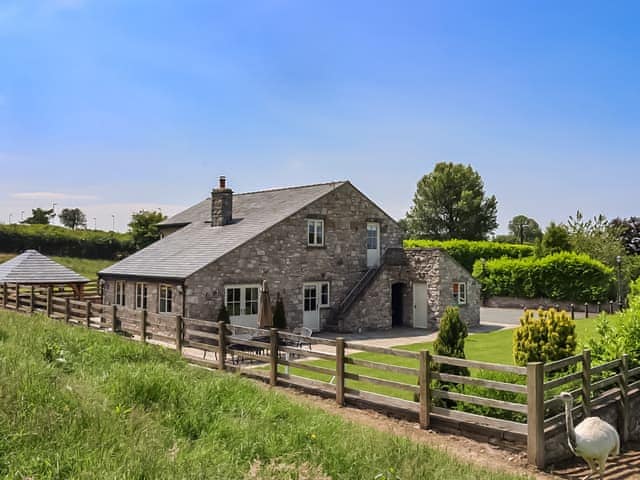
left=452, top=282, right=467, bottom=305
left=307, top=219, right=324, bottom=246
left=114, top=281, right=126, bottom=306
left=135, top=283, right=148, bottom=310
left=159, top=284, right=173, bottom=313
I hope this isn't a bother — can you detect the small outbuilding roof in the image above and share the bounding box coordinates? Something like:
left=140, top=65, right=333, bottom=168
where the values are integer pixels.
left=0, top=250, right=89, bottom=285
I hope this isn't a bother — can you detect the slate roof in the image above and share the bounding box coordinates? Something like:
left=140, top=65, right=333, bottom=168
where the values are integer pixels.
left=100, top=181, right=346, bottom=280
left=0, top=250, right=89, bottom=284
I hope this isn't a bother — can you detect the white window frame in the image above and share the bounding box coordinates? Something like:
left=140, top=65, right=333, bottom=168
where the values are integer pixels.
left=159, top=284, right=173, bottom=314
left=114, top=281, right=126, bottom=306
left=224, top=284, right=261, bottom=317
left=453, top=282, right=467, bottom=305
left=304, top=281, right=330, bottom=308
left=135, top=282, right=148, bottom=310
left=306, top=219, right=324, bottom=247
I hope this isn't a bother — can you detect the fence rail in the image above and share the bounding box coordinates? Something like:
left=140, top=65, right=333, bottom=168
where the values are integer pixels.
left=1, top=281, right=638, bottom=470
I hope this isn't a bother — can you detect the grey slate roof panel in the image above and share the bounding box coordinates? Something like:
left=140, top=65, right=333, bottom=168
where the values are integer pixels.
left=100, top=181, right=346, bottom=280
left=0, top=250, right=90, bottom=284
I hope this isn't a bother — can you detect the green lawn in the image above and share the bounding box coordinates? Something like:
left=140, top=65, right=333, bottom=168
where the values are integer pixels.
left=0, top=253, right=114, bottom=279
left=0, top=310, right=529, bottom=479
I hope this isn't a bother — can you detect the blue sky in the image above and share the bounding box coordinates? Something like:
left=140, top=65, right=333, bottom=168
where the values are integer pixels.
left=1, top=0, right=639, bottom=232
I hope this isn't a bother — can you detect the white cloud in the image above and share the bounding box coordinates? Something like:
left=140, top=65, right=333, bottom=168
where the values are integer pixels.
left=11, top=192, right=98, bottom=200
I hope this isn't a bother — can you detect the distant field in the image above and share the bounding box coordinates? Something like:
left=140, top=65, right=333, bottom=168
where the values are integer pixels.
left=0, top=253, right=114, bottom=279
left=0, top=310, right=527, bottom=480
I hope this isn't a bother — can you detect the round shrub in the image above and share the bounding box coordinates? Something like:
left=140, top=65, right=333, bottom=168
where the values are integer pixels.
left=513, top=308, right=577, bottom=366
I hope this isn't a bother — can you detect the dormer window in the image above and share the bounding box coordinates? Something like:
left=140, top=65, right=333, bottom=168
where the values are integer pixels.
left=307, top=219, right=324, bottom=247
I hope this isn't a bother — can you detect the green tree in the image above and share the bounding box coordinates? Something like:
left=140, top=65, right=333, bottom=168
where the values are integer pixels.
left=432, top=306, right=469, bottom=376
left=567, top=211, right=625, bottom=267
left=128, top=210, right=166, bottom=249
left=513, top=309, right=576, bottom=366
left=610, top=217, right=640, bottom=255
left=540, top=222, right=571, bottom=254
left=508, top=215, right=542, bottom=244
left=22, top=208, right=55, bottom=225
left=405, top=162, right=498, bottom=240
left=59, top=208, right=87, bottom=230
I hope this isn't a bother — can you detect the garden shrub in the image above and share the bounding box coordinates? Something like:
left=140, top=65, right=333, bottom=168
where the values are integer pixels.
left=0, top=224, right=134, bottom=259
left=272, top=294, right=287, bottom=329
left=473, top=252, right=614, bottom=302
left=513, top=308, right=577, bottom=366
left=586, top=292, right=640, bottom=365
left=403, top=239, right=534, bottom=271
left=433, top=306, right=469, bottom=376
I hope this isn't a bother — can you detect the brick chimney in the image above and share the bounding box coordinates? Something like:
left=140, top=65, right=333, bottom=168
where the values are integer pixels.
left=211, top=176, right=233, bottom=226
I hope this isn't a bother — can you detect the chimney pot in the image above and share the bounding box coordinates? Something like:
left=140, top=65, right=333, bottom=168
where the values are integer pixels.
left=219, top=176, right=226, bottom=189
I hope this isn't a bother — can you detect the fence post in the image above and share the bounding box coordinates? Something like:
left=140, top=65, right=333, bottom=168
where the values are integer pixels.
left=29, top=286, right=35, bottom=313
left=620, top=354, right=630, bottom=443
left=609, top=300, right=614, bottom=314
left=527, top=362, right=545, bottom=469
left=1, top=283, right=6, bottom=309
left=15, top=283, right=20, bottom=311
left=581, top=349, right=591, bottom=417
left=217, top=321, right=226, bottom=370
left=419, top=350, right=431, bottom=429
left=175, top=315, right=183, bottom=353
left=270, top=328, right=279, bottom=386
left=336, top=337, right=345, bottom=406
left=64, top=298, right=70, bottom=323
left=46, top=286, right=52, bottom=317
left=85, top=301, right=92, bottom=327
left=111, top=304, right=118, bottom=332
left=141, top=309, right=147, bottom=343
left=570, top=304, right=575, bottom=320
left=584, top=303, right=589, bottom=318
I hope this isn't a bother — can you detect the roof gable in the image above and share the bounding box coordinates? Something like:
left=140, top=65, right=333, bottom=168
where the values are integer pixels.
left=100, top=181, right=346, bottom=279
left=0, top=250, right=89, bottom=284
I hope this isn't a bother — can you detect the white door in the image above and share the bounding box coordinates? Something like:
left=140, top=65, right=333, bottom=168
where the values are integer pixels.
left=303, top=284, right=320, bottom=331
left=366, top=222, right=380, bottom=268
left=226, top=285, right=260, bottom=328
left=413, top=282, right=428, bottom=329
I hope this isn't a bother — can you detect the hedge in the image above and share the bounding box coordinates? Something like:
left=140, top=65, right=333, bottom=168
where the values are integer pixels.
left=472, top=252, right=614, bottom=302
left=0, top=224, right=135, bottom=259
left=403, top=239, right=535, bottom=271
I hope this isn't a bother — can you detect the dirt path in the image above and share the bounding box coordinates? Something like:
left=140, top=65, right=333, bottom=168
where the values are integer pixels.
left=264, top=383, right=640, bottom=479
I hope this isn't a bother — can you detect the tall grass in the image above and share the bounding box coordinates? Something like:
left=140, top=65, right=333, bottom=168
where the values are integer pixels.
left=0, top=311, right=528, bottom=479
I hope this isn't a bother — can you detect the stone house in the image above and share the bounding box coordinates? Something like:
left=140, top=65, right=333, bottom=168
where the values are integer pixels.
left=98, top=177, right=479, bottom=332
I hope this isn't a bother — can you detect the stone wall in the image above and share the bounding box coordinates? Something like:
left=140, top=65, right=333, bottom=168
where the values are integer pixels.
left=405, top=248, right=480, bottom=328
left=101, top=278, right=184, bottom=315
left=184, top=182, right=404, bottom=330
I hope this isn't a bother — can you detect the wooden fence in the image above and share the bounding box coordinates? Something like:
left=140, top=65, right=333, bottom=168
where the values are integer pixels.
left=0, top=282, right=638, bottom=469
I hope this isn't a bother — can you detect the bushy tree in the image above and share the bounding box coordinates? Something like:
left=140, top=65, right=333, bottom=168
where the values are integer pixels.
left=567, top=211, right=625, bottom=267
left=433, top=306, right=469, bottom=376
left=540, top=222, right=572, bottom=254
left=513, top=309, right=577, bottom=366
left=610, top=217, right=640, bottom=255
left=128, top=210, right=166, bottom=249
left=405, top=162, right=498, bottom=240
left=508, top=215, right=542, bottom=244
left=272, top=293, right=286, bottom=329
left=59, top=208, right=87, bottom=230
left=22, top=208, right=55, bottom=225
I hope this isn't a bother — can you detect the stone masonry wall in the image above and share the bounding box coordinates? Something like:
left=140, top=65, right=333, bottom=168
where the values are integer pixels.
left=101, top=278, right=184, bottom=315
left=184, top=182, right=404, bottom=330
left=405, top=249, right=480, bottom=328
